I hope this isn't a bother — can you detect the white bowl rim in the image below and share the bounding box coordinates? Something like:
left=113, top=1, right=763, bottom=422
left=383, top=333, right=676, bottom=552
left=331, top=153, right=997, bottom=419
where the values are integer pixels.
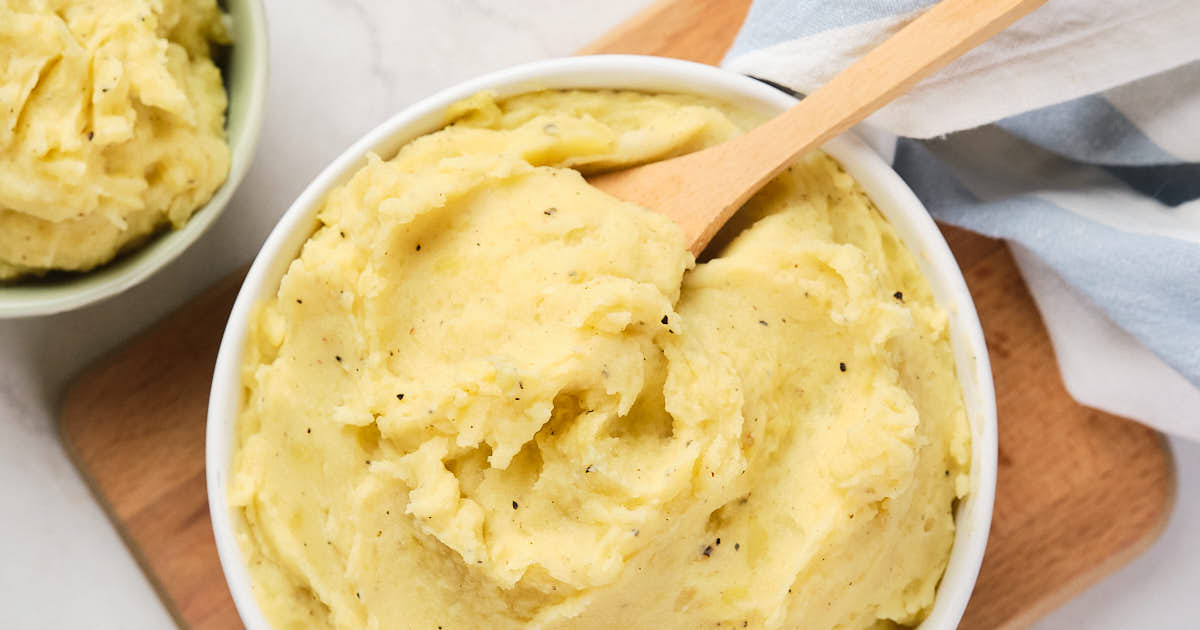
left=207, top=54, right=997, bottom=630
left=0, top=0, right=270, bottom=318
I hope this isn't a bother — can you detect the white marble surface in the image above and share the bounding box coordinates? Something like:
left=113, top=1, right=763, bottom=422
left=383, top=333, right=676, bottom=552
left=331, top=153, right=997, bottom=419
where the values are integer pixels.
left=0, top=1, right=1194, bottom=628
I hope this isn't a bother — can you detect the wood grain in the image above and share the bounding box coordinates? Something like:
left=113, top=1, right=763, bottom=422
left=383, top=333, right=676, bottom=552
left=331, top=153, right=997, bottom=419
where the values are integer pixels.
left=61, top=271, right=246, bottom=630
left=577, top=0, right=753, bottom=63
left=60, top=1, right=1174, bottom=629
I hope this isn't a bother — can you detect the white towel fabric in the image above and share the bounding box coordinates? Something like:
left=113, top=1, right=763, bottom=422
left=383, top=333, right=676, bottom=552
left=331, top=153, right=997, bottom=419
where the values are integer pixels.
left=724, top=0, right=1200, bottom=439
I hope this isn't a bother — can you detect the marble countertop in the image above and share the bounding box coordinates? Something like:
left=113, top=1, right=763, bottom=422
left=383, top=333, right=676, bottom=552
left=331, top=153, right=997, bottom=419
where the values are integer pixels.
left=0, top=0, right=1194, bottom=627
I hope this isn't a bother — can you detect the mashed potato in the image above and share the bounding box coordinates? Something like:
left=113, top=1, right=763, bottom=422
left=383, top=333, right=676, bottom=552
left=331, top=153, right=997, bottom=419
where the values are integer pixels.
left=0, top=0, right=230, bottom=279
left=231, top=90, right=971, bottom=630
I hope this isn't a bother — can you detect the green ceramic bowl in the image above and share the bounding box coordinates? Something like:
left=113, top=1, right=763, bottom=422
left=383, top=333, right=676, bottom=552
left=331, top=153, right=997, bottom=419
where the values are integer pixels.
left=0, top=0, right=268, bottom=318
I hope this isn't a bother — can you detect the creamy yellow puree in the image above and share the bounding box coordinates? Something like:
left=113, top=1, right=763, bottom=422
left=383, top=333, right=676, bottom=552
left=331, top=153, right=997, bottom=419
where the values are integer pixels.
left=232, top=90, right=971, bottom=630
left=0, top=0, right=230, bottom=279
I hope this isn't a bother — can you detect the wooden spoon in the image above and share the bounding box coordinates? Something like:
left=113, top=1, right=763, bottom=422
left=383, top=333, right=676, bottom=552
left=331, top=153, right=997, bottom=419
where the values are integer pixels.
left=589, top=0, right=1045, bottom=255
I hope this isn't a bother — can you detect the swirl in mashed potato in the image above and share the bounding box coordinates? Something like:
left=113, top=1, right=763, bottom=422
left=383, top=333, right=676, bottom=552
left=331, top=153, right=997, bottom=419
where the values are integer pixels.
left=231, top=90, right=970, bottom=630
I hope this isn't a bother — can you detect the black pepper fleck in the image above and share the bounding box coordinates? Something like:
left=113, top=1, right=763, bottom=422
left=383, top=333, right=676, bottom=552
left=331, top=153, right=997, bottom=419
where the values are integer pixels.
left=702, top=545, right=713, bottom=558
left=512, top=501, right=519, bottom=510
left=396, top=393, right=404, bottom=400
left=584, top=465, right=593, bottom=473
left=415, top=244, right=421, bottom=251
left=894, top=291, right=904, bottom=301
left=758, top=320, right=768, bottom=326
left=306, top=428, right=311, bottom=434
left=839, top=362, right=846, bottom=372
left=87, top=131, right=94, bottom=141
left=336, top=355, right=342, bottom=362
left=734, top=543, right=740, bottom=551
left=661, top=315, right=669, bottom=325
left=715, top=538, right=721, bottom=545
left=296, top=299, right=302, bottom=304
left=544, top=207, right=557, bottom=216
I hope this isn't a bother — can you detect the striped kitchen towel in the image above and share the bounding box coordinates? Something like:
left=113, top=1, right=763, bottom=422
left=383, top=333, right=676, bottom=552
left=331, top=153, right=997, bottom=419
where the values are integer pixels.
left=724, top=0, right=1200, bottom=438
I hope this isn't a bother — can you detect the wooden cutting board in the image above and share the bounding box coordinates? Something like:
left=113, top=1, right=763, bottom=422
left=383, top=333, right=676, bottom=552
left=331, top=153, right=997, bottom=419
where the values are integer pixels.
left=60, top=0, right=1175, bottom=628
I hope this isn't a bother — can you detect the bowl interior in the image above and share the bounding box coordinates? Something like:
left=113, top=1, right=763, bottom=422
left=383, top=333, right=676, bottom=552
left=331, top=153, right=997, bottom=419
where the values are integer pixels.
left=207, top=55, right=996, bottom=630
left=0, top=0, right=268, bottom=318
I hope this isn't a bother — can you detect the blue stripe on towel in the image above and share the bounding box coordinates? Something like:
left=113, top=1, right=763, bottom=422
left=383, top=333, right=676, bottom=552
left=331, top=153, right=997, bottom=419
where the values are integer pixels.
left=996, top=95, right=1180, bottom=166
left=726, top=0, right=935, bottom=60
left=894, top=138, right=1200, bottom=384
left=1103, top=162, right=1200, bottom=206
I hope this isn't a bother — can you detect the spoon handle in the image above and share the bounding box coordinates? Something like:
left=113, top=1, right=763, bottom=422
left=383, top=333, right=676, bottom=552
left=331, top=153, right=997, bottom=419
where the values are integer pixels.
left=731, top=0, right=1046, bottom=187
left=592, top=0, right=1045, bottom=255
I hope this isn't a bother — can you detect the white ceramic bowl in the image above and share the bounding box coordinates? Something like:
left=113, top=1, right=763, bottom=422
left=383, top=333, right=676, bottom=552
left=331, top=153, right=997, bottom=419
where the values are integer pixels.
left=0, top=0, right=268, bottom=318
left=208, top=55, right=997, bottom=630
